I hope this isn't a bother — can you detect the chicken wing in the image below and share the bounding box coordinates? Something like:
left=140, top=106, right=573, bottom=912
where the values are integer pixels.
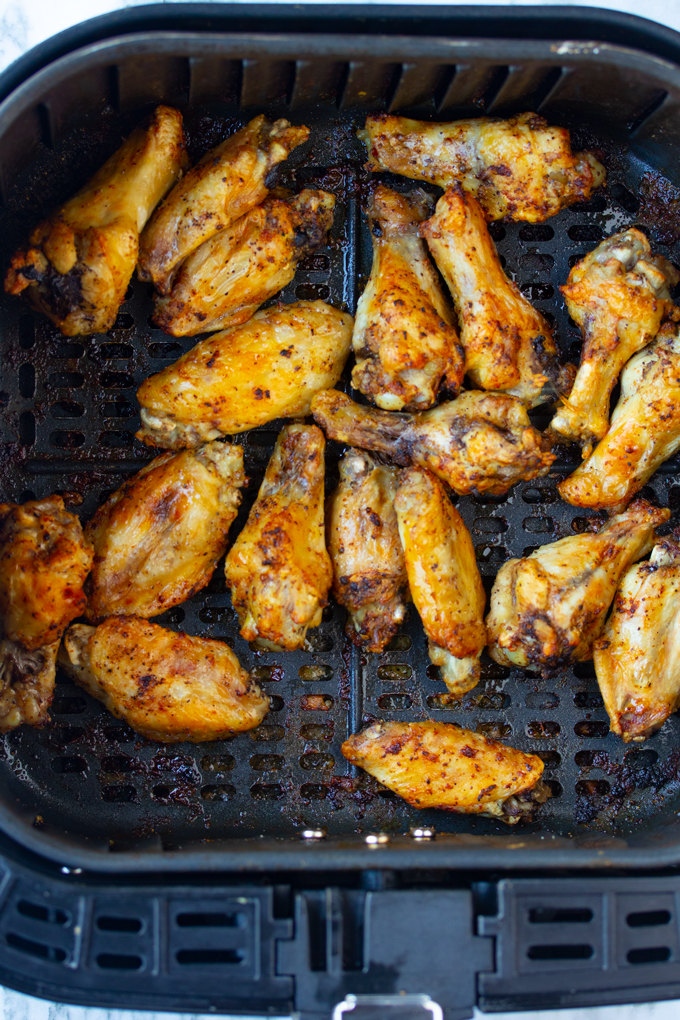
left=351, top=185, right=464, bottom=411
left=225, top=424, right=332, bottom=651
left=594, top=538, right=680, bottom=742
left=486, top=498, right=669, bottom=676
left=359, top=112, right=605, bottom=222
left=85, top=441, right=245, bottom=621
left=137, top=301, right=353, bottom=449
left=549, top=229, right=679, bottom=452
left=394, top=467, right=485, bottom=695
left=328, top=451, right=408, bottom=652
left=5, top=106, right=188, bottom=335
left=312, top=389, right=554, bottom=497
left=152, top=189, right=335, bottom=336
left=139, top=115, right=309, bottom=294
left=342, top=720, right=549, bottom=823
left=421, top=186, right=574, bottom=407
left=60, top=617, right=268, bottom=742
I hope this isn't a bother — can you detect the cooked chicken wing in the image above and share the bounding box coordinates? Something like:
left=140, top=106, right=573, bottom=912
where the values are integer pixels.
left=152, top=189, right=335, bottom=336
left=342, top=720, right=549, bottom=823
left=351, top=185, right=464, bottom=411
left=422, top=187, right=574, bottom=407
left=394, top=467, right=485, bottom=695
left=594, top=538, right=680, bottom=742
left=60, top=617, right=268, bottom=742
left=328, top=451, right=408, bottom=652
left=137, top=301, right=353, bottom=449
left=5, top=106, right=188, bottom=335
left=139, top=115, right=309, bottom=294
left=225, top=424, right=332, bottom=651
left=486, top=498, right=669, bottom=676
left=312, top=389, right=554, bottom=497
left=85, top=441, right=245, bottom=621
left=0, top=639, right=59, bottom=733
left=549, top=229, right=679, bottom=452
left=359, top=112, right=605, bottom=222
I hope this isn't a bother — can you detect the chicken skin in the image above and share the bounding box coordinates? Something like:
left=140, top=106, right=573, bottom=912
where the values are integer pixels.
left=85, top=441, right=245, bottom=621
left=225, top=424, right=332, bottom=651
left=359, top=112, right=605, bottom=222
left=5, top=106, right=188, bottom=335
left=549, top=229, right=679, bottom=453
left=139, top=115, right=309, bottom=293
left=342, top=720, right=549, bottom=823
left=312, top=389, right=554, bottom=497
left=394, top=467, right=486, bottom=695
left=351, top=185, right=464, bottom=411
left=327, top=451, right=408, bottom=652
left=60, top=617, right=268, bottom=742
left=594, top=539, right=680, bottom=742
left=486, top=498, right=669, bottom=676
left=137, top=301, right=353, bottom=449
left=152, top=189, right=335, bottom=336
left=422, top=187, right=574, bottom=407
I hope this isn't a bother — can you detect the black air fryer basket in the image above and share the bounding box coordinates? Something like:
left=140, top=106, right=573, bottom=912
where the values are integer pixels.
left=4, top=6, right=680, bottom=1017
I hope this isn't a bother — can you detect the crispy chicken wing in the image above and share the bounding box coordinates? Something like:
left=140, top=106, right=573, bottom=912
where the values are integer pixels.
left=486, top=498, right=669, bottom=676
left=359, top=112, right=605, bottom=222
left=549, top=229, right=679, bottom=452
left=422, top=187, right=574, bottom=407
left=328, top=451, right=408, bottom=652
left=152, top=189, right=335, bottom=336
left=137, top=301, right=353, bottom=449
left=312, top=388, right=554, bottom=497
left=225, top=424, right=332, bottom=651
left=394, top=467, right=486, bottom=695
left=5, top=106, right=188, bottom=335
left=85, top=441, right=245, bottom=621
left=351, top=185, right=464, bottom=411
left=594, top=539, right=680, bottom=742
left=342, top=720, right=549, bottom=823
left=139, top=115, right=309, bottom=294
left=60, top=617, right=268, bottom=742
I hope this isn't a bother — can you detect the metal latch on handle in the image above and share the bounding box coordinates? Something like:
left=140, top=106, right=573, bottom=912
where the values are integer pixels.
left=333, top=994, right=444, bottom=1020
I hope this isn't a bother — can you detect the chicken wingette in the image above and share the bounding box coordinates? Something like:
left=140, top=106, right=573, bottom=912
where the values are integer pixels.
left=549, top=229, right=679, bottom=453
left=139, top=115, right=309, bottom=293
left=60, top=617, right=268, bottom=742
left=351, top=185, right=464, bottom=411
left=312, top=388, right=554, bottom=497
left=152, top=189, right=335, bottom=336
left=342, top=720, right=550, bottom=823
left=225, top=424, right=332, bottom=651
left=486, top=498, right=669, bottom=676
left=328, top=451, right=408, bottom=652
left=422, top=186, right=575, bottom=407
left=85, top=441, right=245, bottom=621
left=359, top=112, right=605, bottom=222
left=5, top=106, right=188, bottom=335
left=394, top=467, right=486, bottom=696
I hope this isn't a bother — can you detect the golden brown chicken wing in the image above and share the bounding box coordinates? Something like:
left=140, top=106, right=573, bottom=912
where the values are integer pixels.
left=549, top=229, right=679, bottom=452
left=152, top=189, right=335, bottom=336
left=394, top=467, right=485, bottom=695
left=342, top=720, right=549, bottom=823
left=359, top=112, right=605, bottom=222
left=137, top=301, right=353, bottom=449
left=0, top=638, right=59, bottom=733
left=351, top=185, right=464, bottom=411
left=85, top=441, right=245, bottom=621
left=225, top=424, right=332, bottom=651
left=60, top=617, right=268, bottom=742
left=421, top=186, right=574, bottom=407
left=327, top=450, right=408, bottom=652
left=5, top=106, right=188, bottom=335
left=312, top=388, right=554, bottom=497
left=486, top=498, right=669, bottom=676
left=139, top=115, right=309, bottom=294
